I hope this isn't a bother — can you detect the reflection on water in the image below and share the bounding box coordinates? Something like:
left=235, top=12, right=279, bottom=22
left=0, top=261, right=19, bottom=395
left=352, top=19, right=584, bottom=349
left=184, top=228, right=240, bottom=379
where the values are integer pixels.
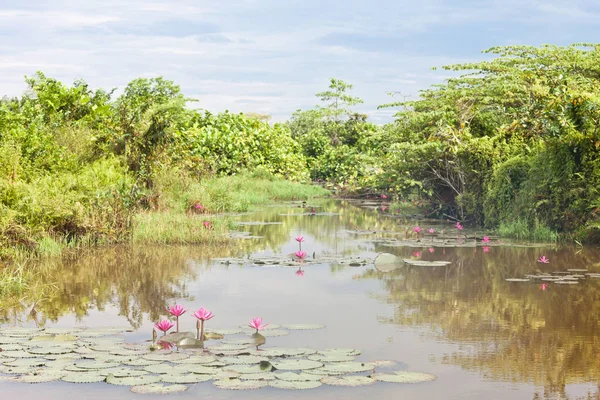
left=2, top=199, right=600, bottom=399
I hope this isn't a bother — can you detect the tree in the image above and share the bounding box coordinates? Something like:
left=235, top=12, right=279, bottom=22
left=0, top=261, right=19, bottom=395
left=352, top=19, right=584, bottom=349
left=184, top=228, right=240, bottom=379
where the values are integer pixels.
left=316, top=78, right=363, bottom=122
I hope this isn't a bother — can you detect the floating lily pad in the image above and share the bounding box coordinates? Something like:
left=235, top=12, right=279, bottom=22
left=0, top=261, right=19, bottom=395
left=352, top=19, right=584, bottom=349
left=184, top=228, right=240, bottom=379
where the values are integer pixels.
left=368, top=360, right=399, bottom=368
left=239, top=372, right=276, bottom=381
left=212, top=370, right=241, bottom=380
left=270, top=380, right=322, bottom=390
left=0, top=328, right=43, bottom=337
left=3, top=358, right=47, bottom=367
left=0, top=337, right=23, bottom=344
left=130, top=383, right=188, bottom=394
left=274, top=372, right=324, bottom=381
left=319, top=362, right=374, bottom=374
left=13, top=373, right=64, bottom=383
left=403, top=259, right=451, bottom=267
left=318, top=348, right=361, bottom=357
left=372, top=371, right=437, bottom=383
left=0, top=350, right=38, bottom=358
left=122, top=358, right=162, bottom=367
left=62, top=373, right=107, bottom=383
left=374, top=253, right=403, bottom=272
left=209, top=328, right=244, bottom=335
left=76, top=361, right=121, bottom=370
left=161, top=373, right=212, bottom=384
left=308, top=354, right=356, bottom=363
left=225, top=363, right=273, bottom=374
left=186, top=364, right=220, bottom=375
left=221, top=338, right=257, bottom=345
left=99, top=368, right=149, bottom=377
left=257, top=348, right=311, bottom=357
left=0, top=365, right=38, bottom=374
left=142, top=352, right=189, bottom=362
left=172, top=355, right=217, bottom=364
left=568, top=269, right=588, bottom=272
left=271, top=359, right=323, bottom=371
left=505, top=278, right=530, bottom=282
left=321, top=376, right=376, bottom=386
left=280, top=324, right=326, bottom=330
left=43, top=328, right=82, bottom=335
left=219, top=355, right=268, bottom=365
left=143, top=364, right=190, bottom=375
left=213, top=379, right=268, bottom=390
left=106, top=374, right=162, bottom=386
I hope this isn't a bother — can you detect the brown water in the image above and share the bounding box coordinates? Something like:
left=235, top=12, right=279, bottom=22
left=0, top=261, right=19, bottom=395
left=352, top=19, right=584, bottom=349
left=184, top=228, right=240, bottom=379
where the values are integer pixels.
left=2, top=199, right=600, bottom=399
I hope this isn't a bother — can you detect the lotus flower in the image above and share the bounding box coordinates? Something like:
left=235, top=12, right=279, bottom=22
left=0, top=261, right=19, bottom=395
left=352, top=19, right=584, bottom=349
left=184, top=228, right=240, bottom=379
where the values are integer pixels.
left=248, top=317, right=269, bottom=332
left=167, top=304, right=186, bottom=332
left=295, top=250, right=307, bottom=259
left=295, top=268, right=304, bottom=277
left=541, top=283, right=549, bottom=291
left=295, top=236, right=305, bottom=243
left=413, top=226, right=421, bottom=233
left=483, top=246, right=490, bottom=253
left=154, top=320, right=174, bottom=336
left=428, top=247, right=435, bottom=253
left=483, top=236, right=490, bottom=243
left=193, top=308, right=214, bottom=341
left=537, top=256, right=550, bottom=263
left=428, top=228, right=435, bottom=234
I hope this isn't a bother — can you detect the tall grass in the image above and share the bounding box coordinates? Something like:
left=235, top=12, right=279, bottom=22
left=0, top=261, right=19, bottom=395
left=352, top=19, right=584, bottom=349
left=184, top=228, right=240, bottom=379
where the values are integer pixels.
left=498, top=219, right=559, bottom=242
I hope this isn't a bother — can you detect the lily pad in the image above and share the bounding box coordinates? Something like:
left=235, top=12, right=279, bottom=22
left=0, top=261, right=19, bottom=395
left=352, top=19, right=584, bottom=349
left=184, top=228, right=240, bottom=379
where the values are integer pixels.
left=106, top=374, right=162, bottom=386
left=403, top=259, right=451, bottom=267
left=99, top=368, right=149, bottom=377
left=161, top=373, right=212, bottom=384
left=225, top=363, right=273, bottom=374
left=318, top=348, right=361, bottom=357
left=213, top=379, right=268, bottom=390
left=209, top=328, right=244, bottom=335
left=257, top=348, right=311, bottom=357
left=171, top=355, right=217, bottom=364
left=76, top=361, right=122, bottom=370
left=321, top=376, right=376, bottom=386
left=319, top=362, right=374, bottom=374
left=280, top=324, right=326, bottom=330
left=372, top=371, right=437, bottom=383
left=62, top=373, right=107, bottom=383
left=219, top=355, right=269, bottom=364
left=13, top=373, right=65, bottom=383
left=274, top=372, right=324, bottom=381
left=143, top=364, right=190, bottom=375
left=239, top=372, right=276, bottom=381
left=186, top=365, right=220, bottom=375
left=505, top=278, right=530, bottom=282
left=308, top=354, right=355, bottom=363
left=142, top=352, right=189, bottom=362
left=271, top=359, right=323, bottom=371
left=0, top=350, right=38, bottom=358
left=130, top=383, right=188, bottom=394
left=3, top=358, right=47, bottom=367
left=374, top=253, right=403, bottom=272
left=123, top=358, right=163, bottom=367
left=270, top=380, right=322, bottom=390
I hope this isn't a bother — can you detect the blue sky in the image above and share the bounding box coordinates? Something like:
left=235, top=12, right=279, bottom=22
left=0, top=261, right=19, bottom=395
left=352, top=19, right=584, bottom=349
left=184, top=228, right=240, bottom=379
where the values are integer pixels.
left=1, top=0, right=599, bottom=122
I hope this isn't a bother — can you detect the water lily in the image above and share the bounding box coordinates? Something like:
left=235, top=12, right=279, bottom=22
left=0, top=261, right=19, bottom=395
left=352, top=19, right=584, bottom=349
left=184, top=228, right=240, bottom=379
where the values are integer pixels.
left=194, top=203, right=203, bottom=210
left=295, top=236, right=304, bottom=250
left=455, top=222, right=463, bottom=230
left=381, top=194, right=387, bottom=199
left=203, top=221, right=212, bottom=229
left=428, top=247, right=435, bottom=253
left=412, top=251, right=421, bottom=258
left=157, top=340, right=174, bottom=350
left=296, top=268, right=304, bottom=277
left=167, top=304, right=186, bottom=332
left=295, top=250, right=307, bottom=259
left=193, top=308, right=214, bottom=341
left=483, top=236, right=490, bottom=243
left=154, top=320, right=174, bottom=336
left=248, top=317, right=269, bottom=332
left=428, top=228, right=435, bottom=234
left=413, top=226, right=421, bottom=233
left=541, top=283, right=549, bottom=291
left=381, top=206, right=387, bottom=211
left=483, top=246, right=490, bottom=253
left=537, top=255, right=550, bottom=263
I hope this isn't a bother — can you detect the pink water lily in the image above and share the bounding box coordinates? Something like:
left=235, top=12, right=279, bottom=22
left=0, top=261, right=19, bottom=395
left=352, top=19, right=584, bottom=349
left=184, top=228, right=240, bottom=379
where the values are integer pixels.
left=537, top=256, right=550, bottom=263
left=381, top=194, right=387, bottom=199
left=248, top=317, right=269, bottom=332
left=412, top=251, right=421, bottom=258
left=295, top=250, right=307, bottom=259
left=157, top=340, right=174, bottom=350
left=167, top=304, right=186, bottom=332
left=483, top=236, right=490, bottom=243
left=295, top=268, right=304, bottom=277
left=428, top=247, right=435, bottom=253
left=455, top=222, right=463, bottom=230
left=483, top=246, right=490, bottom=253
left=193, top=308, right=214, bottom=341
left=203, top=221, right=212, bottom=229
left=428, top=228, right=435, bottom=234
left=154, top=320, right=174, bottom=336
left=381, top=206, right=387, bottom=211
left=194, top=203, right=203, bottom=210
left=413, top=226, right=421, bottom=233
left=541, top=283, right=549, bottom=291
left=295, top=236, right=305, bottom=243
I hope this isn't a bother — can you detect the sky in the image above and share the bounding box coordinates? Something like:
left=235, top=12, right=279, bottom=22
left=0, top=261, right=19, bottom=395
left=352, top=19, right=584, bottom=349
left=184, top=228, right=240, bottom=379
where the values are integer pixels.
left=1, top=0, right=599, bottom=122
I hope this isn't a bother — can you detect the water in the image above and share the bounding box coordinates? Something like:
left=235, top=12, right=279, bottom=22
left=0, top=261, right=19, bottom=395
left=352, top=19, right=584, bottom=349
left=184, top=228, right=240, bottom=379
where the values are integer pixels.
left=2, top=199, right=600, bottom=399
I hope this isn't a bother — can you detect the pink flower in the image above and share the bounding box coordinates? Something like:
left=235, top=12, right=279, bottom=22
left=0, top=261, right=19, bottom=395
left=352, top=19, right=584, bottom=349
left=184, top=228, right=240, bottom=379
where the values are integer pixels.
left=311, top=208, right=316, bottom=215
left=483, top=236, right=490, bottom=243
left=194, top=203, right=203, bottom=210
left=295, top=236, right=305, bottom=243
left=157, top=340, right=174, bottom=350
left=295, top=250, right=307, bottom=259
left=428, top=228, right=435, bottom=234
left=193, top=308, right=214, bottom=321
left=248, top=317, right=269, bottom=331
left=537, top=256, right=550, bottom=264
left=428, top=247, right=435, bottom=253
left=381, top=206, right=387, bottom=211
left=413, top=226, right=421, bottom=234
left=541, top=283, right=549, bottom=291
left=412, top=251, right=421, bottom=258
left=295, top=268, right=304, bottom=277
left=483, top=246, right=490, bottom=253
left=168, top=304, right=186, bottom=317
left=154, top=320, right=174, bottom=335
left=381, top=194, right=387, bottom=199
left=203, top=221, right=212, bottom=229
left=455, top=222, right=463, bottom=230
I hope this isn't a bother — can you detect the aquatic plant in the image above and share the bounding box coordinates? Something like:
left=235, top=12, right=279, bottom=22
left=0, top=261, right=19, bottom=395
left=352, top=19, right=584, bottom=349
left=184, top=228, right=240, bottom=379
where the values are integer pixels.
left=413, top=226, right=421, bottom=239
left=381, top=194, right=387, bottom=199
left=483, top=236, right=490, bottom=243
left=296, top=268, right=304, bottom=277
left=295, top=250, right=307, bottom=260
left=168, top=304, right=186, bottom=332
left=428, top=248, right=435, bottom=253
left=203, top=221, right=212, bottom=229
left=154, top=320, right=175, bottom=336
left=483, top=246, right=490, bottom=253
left=428, top=228, right=435, bottom=234
left=455, top=222, right=463, bottom=230
left=249, top=317, right=269, bottom=332
left=541, top=283, right=549, bottom=291
left=537, top=256, right=550, bottom=263
left=295, top=236, right=305, bottom=250
left=193, top=308, right=214, bottom=340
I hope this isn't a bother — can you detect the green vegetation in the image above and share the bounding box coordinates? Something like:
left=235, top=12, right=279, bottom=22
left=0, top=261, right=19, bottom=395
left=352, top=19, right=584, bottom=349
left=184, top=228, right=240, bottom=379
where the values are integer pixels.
left=289, top=44, right=600, bottom=242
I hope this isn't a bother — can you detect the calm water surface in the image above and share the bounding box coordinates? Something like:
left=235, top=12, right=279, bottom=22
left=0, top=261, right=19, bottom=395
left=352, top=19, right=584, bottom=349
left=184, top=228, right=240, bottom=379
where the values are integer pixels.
left=2, top=199, right=600, bottom=399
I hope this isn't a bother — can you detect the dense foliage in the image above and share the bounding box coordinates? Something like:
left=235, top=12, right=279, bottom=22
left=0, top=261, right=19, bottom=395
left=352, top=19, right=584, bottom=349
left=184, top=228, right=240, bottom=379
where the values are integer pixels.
left=290, top=44, right=600, bottom=241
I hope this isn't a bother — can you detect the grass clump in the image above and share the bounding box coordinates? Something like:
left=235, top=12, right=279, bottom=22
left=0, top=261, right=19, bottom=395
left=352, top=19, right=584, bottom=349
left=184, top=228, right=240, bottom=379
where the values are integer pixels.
left=498, top=219, right=559, bottom=243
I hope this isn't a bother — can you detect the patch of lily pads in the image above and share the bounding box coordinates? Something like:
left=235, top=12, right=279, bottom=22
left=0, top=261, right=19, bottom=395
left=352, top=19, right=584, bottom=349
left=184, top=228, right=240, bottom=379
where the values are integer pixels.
left=506, top=269, right=600, bottom=285
left=0, top=325, right=437, bottom=393
left=213, top=254, right=373, bottom=268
